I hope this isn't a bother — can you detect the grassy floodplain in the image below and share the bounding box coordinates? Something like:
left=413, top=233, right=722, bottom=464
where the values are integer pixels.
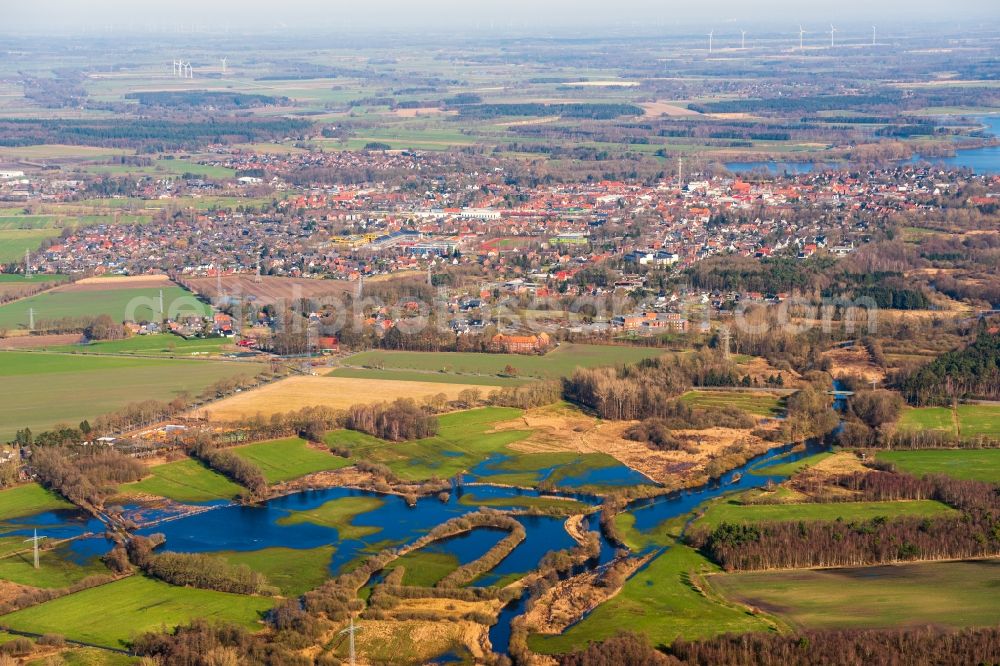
left=328, top=406, right=651, bottom=491
left=276, top=495, right=383, bottom=539
left=693, top=498, right=956, bottom=529
left=0, top=546, right=108, bottom=589
left=876, top=448, right=1000, bottom=482
left=530, top=542, right=772, bottom=654
left=710, top=559, right=1000, bottom=630
left=0, top=575, right=272, bottom=648
left=0, top=483, right=73, bottom=520
left=218, top=546, right=335, bottom=596
left=326, top=407, right=530, bottom=481
left=231, top=437, right=353, bottom=484
left=0, top=351, right=266, bottom=440
left=120, top=458, right=244, bottom=503
left=749, top=451, right=832, bottom=476
left=679, top=390, right=785, bottom=417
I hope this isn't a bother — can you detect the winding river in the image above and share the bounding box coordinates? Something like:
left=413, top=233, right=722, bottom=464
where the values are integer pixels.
left=8, top=390, right=846, bottom=659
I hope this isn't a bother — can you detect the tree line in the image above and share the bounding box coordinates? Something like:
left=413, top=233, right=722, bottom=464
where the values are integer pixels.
left=128, top=535, right=273, bottom=596
left=190, top=440, right=268, bottom=500
left=557, top=626, right=1000, bottom=666
left=30, top=446, right=144, bottom=512
left=562, top=350, right=737, bottom=420
left=690, top=469, right=1000, bottom=571
left=345, top=398, right=438, bottom=441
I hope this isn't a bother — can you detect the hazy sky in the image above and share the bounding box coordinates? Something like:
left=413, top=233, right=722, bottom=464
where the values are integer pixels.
left=4, top=0, right=998, bottom=34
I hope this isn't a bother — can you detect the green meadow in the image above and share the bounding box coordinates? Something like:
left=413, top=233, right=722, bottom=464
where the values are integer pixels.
left=0, top=483, right=73, bottom=520
left=326, top=407, right=531, bottom=481
left=896, top=404, right=1000, bottom=441
left=530, top=542, right=772, bottom=654
left=0, top=575, right=272, bottom=648
left=218, top=546, right=335, bottom=596
left=276, top=496, right=383, bottom=539
left=231, top=437, right=353, bottom=484
left=693, top=498, right=956, bottom=529
left=876, top=448, right=1000, bottom=482
left=0, top=546, right=108, bottom=589
left=120, top=458, right=244, bottom=503
left=0, top=229, right=60, bottom=263
left=384, top=550, right=460, bottom=587
left=710, top=559, right=1000, bottom=630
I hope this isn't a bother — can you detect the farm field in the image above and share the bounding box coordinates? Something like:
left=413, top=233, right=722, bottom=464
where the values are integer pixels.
left=327, top=366, right=527, bottom=387
left=710, top=559, right=1000, bottom=630
left=339, top=344, right=668, bottom=381
left=119, top=458, right=244, bottom=503
left=679, top=390, right=785, bottom=417
left=693, top=498, right=956, bottom=529
left=530, top=542, right=771, bottom=654
left=0, top=228, right=60, bottom=263
left=955, top=404, right=1000, bottom=438
left=0, top=274, right=69, bottom=283
left=197, top=375, right=502, bottom=422
left=43, top=334, right=233, bottom=357
left=896, top=404, right=1000, bottom=440
left=231, top=437, right=353, bottom=484
left=0, top=483, right=73, bottom=520
left=897, top=406, right=956, bottom=435
left=182, top=274, right=354, bottom=305
left=876, top=448, right=1000, bottom=482
left=0, top=284, right=210, bottom=330
left=0, top=351, right=266, bottom=439
left=0, top=575, right=272, bottom=648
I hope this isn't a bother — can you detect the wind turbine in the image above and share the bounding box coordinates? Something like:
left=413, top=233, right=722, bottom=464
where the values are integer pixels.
left=741, top=29, right=747, bottom=50
left=829, top=24, right=838, bottom=48
left=708, top=30, right=714, bottom=53
left=872, top=25, right=877, bottom=46
left=220, top=57, right=228, bottom=75
left=798, top=26, right=806, bottom=50
left=24, top=530, right=46, bottom=569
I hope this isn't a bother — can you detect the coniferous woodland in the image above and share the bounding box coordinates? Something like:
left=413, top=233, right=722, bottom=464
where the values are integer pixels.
left=895, top=331, right=1000, bottom=405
